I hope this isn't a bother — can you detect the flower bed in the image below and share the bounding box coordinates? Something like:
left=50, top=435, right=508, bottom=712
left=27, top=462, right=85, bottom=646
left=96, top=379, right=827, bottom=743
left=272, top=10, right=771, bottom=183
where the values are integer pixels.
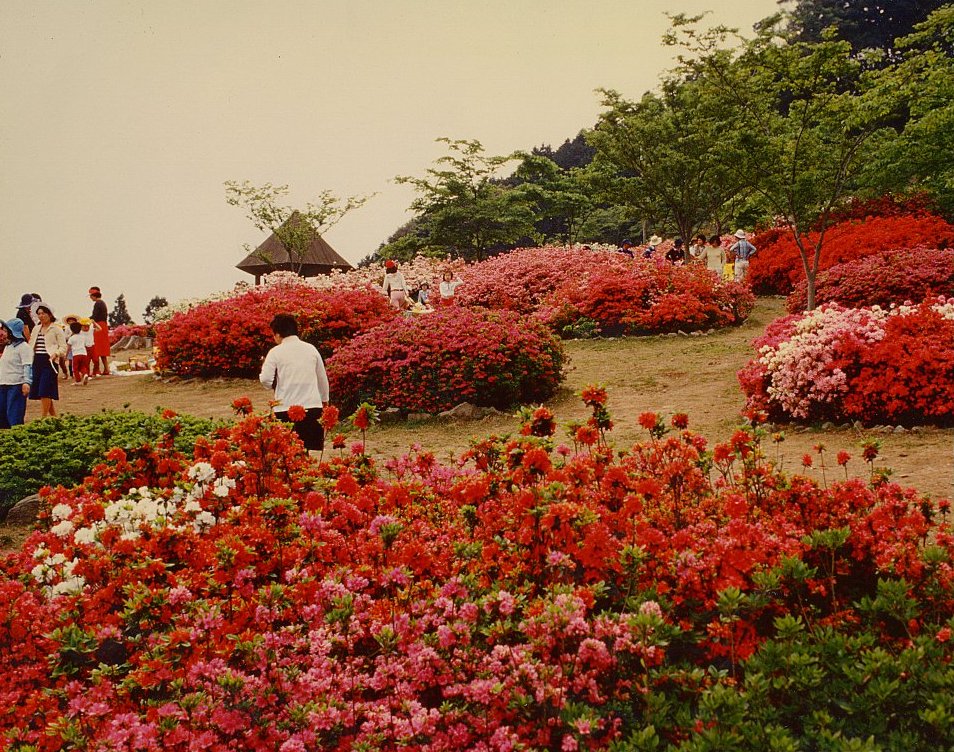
left=1, top=398, right=951, bottom=750
left=786, top=246, right=954, bottom=312
left=749, top=212, right=954, bottom=296
left=539, top=259, right=754, bottom=336
left=154, top=284, right=396, bottom=378
left=326, top=307, right=565, bottom=414
left=739, top=298, right=954, bottom=426
left=108, top=324, right=153, bottom=345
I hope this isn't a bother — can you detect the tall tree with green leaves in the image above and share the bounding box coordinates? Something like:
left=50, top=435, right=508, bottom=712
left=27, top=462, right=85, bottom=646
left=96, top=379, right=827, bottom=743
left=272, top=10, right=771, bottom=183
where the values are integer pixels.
left=225, top=181, right=373, bottom=276
left=393, top=138, right=536, bottom=261
left=863, top=6, right=954, bottom=215
left=511, top=154, right=601, bottom=244
left=666, top=13, right=897, bottom=309
left=587, top=79, right=745, bottom=251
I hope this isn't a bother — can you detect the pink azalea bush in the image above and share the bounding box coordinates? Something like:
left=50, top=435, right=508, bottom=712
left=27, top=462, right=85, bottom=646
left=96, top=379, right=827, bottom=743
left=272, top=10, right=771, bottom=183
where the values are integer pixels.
left=108, top=324, right=153, bottom=345
left=1, top=398, right=952, bottom=750
left=786, top=246, right=954, bottom=312
left=326, top=307, right=565, bottom=414
left=740, top=297, right=954, bottom=426
left=154, top=283, right=395, bottom=378
left=454, top=245, right=753, bottom=336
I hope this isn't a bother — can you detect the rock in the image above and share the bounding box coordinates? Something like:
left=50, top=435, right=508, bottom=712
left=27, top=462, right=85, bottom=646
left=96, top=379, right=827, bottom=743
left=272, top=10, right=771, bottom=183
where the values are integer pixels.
left=379, top=407, right=404, bottom=425
left=6, top=494, right=41, bottom=525
left=406, top=412, right=431, bottom=422
left=113, top=335, right=132, bottom=351
left=821, top=422, right=834, bottom=430
left=853, top=421, right=863, bottom=430
left=439, top=402, right=477, bottom=419
left=895, top=425, right=908, bottom=433
left=474, top=406, right=505, bottom=419
left=690, top=331, right=702, bottom=336
left=677, top=330, right=689, bottom=337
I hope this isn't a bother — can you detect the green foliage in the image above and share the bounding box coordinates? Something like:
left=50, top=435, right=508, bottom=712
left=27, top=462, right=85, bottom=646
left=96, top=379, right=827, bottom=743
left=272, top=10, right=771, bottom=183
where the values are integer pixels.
left=142, top=296, right=168, bottom=325
left=665, top=13, right=899, bottom=309
left=0, top=410, right=221, bottom=517
left=391, top=138, right=536, bottom=261
left=589, top=79, right=745, bottom=245
left=863, top=7, right=954, bottom=216
left=107, top=294, right=133, bottom=328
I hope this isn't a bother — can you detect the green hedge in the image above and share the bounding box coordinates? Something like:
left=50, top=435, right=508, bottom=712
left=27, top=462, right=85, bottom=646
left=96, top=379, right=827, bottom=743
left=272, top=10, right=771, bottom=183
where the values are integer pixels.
left=0, top=411, right=222, bottom=519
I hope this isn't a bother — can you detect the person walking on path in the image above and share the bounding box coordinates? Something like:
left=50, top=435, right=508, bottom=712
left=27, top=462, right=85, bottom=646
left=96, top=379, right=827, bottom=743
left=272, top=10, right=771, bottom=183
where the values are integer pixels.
left=259, top=313, right=330, bottom=453
left=731, top=229, right=757, bottom=282
left=14, top=294, right=34, bottom=343
left=0, top=318, right=33, bottom=428
left=88, top=286, right=111, bottom=376
left=28, top=305, right=67, bottom=418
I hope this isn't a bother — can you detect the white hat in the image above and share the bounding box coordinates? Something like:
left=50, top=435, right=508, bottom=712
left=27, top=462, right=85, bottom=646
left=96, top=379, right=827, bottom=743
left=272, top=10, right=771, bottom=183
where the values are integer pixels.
left=734, top=229, right=747, bottom=239
left=649, top=235, right=663, bottom=246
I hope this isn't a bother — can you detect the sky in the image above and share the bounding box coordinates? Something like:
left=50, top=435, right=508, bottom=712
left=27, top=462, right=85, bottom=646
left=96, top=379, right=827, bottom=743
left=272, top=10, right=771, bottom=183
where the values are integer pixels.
left=1, top=0, right=779, bottom=322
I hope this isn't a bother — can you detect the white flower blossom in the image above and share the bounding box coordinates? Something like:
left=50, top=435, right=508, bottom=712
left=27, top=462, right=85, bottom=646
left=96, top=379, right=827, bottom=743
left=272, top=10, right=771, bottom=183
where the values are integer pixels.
left=51, top=503, right=72, bottom=521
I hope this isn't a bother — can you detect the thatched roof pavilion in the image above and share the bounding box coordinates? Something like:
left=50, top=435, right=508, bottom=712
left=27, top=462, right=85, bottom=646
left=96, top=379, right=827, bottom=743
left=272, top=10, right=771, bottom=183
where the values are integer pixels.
left=236, top=211, right=353, bottom=284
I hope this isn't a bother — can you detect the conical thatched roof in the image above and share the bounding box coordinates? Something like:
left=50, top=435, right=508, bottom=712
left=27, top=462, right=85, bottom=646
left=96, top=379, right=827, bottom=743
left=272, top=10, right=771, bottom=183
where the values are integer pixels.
left=236, top=211, right=353, bottom=281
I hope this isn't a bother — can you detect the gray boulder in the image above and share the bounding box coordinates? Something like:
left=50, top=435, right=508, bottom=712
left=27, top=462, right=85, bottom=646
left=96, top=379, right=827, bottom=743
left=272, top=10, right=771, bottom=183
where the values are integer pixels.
left=6, top=494, right=41, bottom=525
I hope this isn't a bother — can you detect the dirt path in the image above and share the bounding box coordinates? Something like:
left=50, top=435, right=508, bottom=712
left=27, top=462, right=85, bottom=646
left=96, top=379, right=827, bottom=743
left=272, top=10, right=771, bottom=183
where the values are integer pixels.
left=22, top=297, right=954, bottom=501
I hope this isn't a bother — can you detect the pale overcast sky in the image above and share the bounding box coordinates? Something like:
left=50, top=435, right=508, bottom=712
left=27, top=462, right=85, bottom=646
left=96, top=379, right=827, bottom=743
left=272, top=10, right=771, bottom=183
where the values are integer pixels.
left=1, top=0, right=778, bottom=320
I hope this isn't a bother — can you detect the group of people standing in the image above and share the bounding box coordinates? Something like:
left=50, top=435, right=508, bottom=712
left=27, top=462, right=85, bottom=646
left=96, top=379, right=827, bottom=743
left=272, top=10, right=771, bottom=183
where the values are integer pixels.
left=0, top=286, right=112, bottom=428
left=618, top=229, right=757, bottom=282
left=381, top=260, right=464, bottom=310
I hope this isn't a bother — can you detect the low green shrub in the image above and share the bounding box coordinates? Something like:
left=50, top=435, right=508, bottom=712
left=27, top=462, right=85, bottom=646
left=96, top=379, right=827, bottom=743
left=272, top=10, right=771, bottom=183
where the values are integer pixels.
left=0, top=410, right=221, bottom=519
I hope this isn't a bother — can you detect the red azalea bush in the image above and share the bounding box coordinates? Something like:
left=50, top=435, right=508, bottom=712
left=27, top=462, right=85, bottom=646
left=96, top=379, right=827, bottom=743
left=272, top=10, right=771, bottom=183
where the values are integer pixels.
left=539, top=259, right=754, bottom=336
left=326, top=307, right=565, bottom=414
left=740, top=298, right=954, bottom=426
left=749, top=213, right=954, bottom=296
left=108, top=324, right=153, bottom=345
left=154, top=284, right=396, bottom=378
left=1, top=398, right=952, bottom=750
left=786, top=246, right=954, bottom=312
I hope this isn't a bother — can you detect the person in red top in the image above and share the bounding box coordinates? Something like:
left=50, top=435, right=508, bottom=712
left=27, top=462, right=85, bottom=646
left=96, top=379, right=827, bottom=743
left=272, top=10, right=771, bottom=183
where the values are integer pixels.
left=88, top=286, right=111, bottom=377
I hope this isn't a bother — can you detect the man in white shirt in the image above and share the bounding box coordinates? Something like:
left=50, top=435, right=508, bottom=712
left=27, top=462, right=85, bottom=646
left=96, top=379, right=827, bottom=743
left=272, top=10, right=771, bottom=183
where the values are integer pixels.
left=259, top=313, right=330, bottom=452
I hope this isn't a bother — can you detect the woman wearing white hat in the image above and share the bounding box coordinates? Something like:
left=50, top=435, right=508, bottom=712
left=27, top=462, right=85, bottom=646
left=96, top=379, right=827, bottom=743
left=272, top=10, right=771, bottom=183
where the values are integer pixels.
left=730, top=229, right=757, bottom=282
left=643, top=235, right=663, bottom=259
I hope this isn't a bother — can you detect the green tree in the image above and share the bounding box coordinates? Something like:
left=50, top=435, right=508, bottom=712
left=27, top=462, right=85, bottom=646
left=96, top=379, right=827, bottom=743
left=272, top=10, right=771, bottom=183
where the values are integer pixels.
left=781, top=0, right=948, bottom=58
left=142, top=296, right=168, bottom=325
left=511, top=154, right=600, bottom=244
left=588, top=79, right=746, bottom=252
left=666, top=13, right=897, bottom=309
left=862, top=7, right=954, bottom=215
left=225, top=181, right=373, bottom=276
left=393, top=138, right=536, bottom=261
left=108, top=294, right=133, bottom=327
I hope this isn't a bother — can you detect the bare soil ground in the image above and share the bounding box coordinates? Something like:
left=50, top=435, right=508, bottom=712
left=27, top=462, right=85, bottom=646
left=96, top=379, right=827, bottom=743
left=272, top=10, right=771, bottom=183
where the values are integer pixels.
left=2, top=297, right=950, bottom=551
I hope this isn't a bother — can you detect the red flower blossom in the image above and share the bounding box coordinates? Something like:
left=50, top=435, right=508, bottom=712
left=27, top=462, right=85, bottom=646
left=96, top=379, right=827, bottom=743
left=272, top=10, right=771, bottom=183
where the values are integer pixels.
left=287, top=405, right=306, bottom=422
left=638, top=412, right=658, bottom=431
left=161, top=409, right=178, bottom=420
left=671, top=413, right=689, bottom=429
left=320, top=404, right=340, bottom=431
left=837, top=450, right=851, bottom=467
left=231, top=396, right=253, bottom=416
left=331, top=433, right=346, bottom=449
left=802, top=454, right=813, bottom=468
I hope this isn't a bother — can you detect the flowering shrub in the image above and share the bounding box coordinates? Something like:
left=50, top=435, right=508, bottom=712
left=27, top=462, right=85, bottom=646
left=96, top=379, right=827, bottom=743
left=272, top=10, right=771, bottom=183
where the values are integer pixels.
left=454, top=245, right=614, bottom=314
left=327, top=307, right=565, bottom=414
left=539, top=259, right=754, bottom=336
left=749, top=212, right=954, bottom=295
left=108, top=324, right=153, bottom=345
left=1, top=397, right=952, bottom=750
left=740, top=298, right=954, bottom=426
left=0, top=410, right=220, bottom=517
left=154, top=284, right=395, bottom=377
left=786, top=246, right=954, bottom=312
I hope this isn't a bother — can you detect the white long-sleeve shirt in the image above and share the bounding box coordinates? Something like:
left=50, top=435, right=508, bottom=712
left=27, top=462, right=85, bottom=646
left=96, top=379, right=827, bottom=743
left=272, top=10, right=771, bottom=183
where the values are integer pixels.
left=258, top=335, right=330, bottom=413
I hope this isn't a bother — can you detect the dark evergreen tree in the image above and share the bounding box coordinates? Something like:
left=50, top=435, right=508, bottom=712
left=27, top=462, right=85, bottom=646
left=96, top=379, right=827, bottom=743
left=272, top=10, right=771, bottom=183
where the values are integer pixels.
left=142, top=296, right=168, bottom=325
left=781, top=0, right=947, bottom=58
left=108, top=294, right=134, bottom=327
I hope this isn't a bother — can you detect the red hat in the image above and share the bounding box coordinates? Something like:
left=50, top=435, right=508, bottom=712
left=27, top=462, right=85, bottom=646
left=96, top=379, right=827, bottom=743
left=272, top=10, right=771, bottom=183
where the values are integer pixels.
left=385, top=260, right=397, bottom=270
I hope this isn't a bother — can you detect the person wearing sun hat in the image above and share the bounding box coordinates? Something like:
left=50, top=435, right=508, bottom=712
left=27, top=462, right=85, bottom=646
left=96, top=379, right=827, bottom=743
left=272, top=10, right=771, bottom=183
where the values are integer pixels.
left=14, top=293, right=35, bottom=342
left=643, top=234, right=663, bottom=259
left=730, top=229, right=757, bottom=282
left=0, top=318, right=34, bottom=428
